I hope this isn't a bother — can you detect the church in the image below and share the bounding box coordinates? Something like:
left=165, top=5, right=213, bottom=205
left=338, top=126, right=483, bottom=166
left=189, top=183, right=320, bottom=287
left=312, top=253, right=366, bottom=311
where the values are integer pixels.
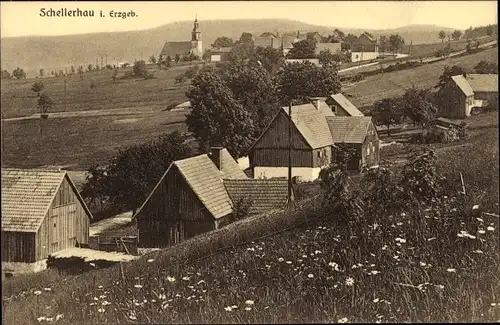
left=159, top=17, right=203, bottom=62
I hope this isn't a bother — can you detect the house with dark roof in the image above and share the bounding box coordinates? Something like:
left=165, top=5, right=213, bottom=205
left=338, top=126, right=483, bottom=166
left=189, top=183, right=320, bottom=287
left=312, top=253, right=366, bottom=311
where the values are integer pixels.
left=159, top=17, right=203, bottom=62
left=1, top=169, right=92, bottom=271
left=326, top=116, right=380, bottom=170
left=438, top=74, right=476, bottom=118
left=209, top=47, right=233, bottom=62
left=248, top=103, right=335, bottom=182
left=133, top=147, right=291, bottom=248
left=327, top=93, right=365, bottom=117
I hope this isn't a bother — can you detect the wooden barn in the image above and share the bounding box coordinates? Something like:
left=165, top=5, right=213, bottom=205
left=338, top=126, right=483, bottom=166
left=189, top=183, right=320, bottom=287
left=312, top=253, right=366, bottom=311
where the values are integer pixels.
left=326, top=116, right=380, bottom=171
left=438, top=74, right=475, bottom=119
left=248, top=103, right=334, bottom=182
left=1, top=169, right=92, bottom=269
left=466, top=73, right=498, bottom=107
left=133, top=147, right=291, bottom=248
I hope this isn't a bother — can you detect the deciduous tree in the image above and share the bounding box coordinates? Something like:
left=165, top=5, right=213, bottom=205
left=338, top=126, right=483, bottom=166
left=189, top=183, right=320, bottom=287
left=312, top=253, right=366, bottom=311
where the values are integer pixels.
left=451, top=30, right=462, bottom=41
left=287, top=39, right=316, bottom=59
left=37, top=92, right=54, bottom=114
left=133, top=60, right=147, bottom=78
left=31, top=81, right=45, bottom=97
left=318, top=49, right=337, bottom=67
left=436, top=65, right=466, bottom=89
left=401, top=87, right=437, bottom=127
left=12, top=67, right=26, bottom=80
left=474, top=60, right=498, bottom=74
left=438, top=30, right=447, bottom=42
left=371, top=97, right=404, bottom=136
left=250, top=46, right=284, bottom=73
left=388, top=34, right=405, bottom=55
left=212, top=36, right=234, bottom=48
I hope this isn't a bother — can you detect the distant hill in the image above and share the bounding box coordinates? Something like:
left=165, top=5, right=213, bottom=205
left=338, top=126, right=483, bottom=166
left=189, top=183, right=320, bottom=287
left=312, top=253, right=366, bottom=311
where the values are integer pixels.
left=1, top=19, right=456, bottom=77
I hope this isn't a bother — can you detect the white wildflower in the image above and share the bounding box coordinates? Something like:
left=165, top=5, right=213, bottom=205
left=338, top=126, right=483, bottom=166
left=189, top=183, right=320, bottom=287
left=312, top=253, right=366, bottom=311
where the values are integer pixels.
left=167, top=276, right=176, bottom=282
left=231, top=305, right=238, bottom=309
left=245, top=300, right=254, bottom=305
left=487, top=226, right=495, bottom=231
left=147, top=259, right=154, bottom=263
left=55, top=314, right=64, bottom=321
left=473, top=249, right=484, bottom=254
left=381, top=245, right=388, bottom=250
left=98, top=308, right=105, bottom=313
left=182, top=276, right=191, bottom=281
left=478, top=230, right=486, bottom=234
left=345, top=277, right=355, bottom=286
left=245, top=307, right=252, bottom=311
left=315, top=250, right=322, bottom=255
left=329, top=262, right=340, bottom=271
left=43, top=287, right=51, bottom=292
left=427, top=237, right=436, bottom=241
left=128, top=312, right=137, bottom=320
left=34, top=290, right=42, bottom=296
left=37, top=316, right=47, bottom=322
left=246, top=247, right=255, bottom=252
left=338, top=317, right=349, bottom=323
left=308, top=274, right=314, bottom=279
left=278, top=257, right=284, bottom=262
left=196, top=280, right=205, bottom=285
left=286, top=261, right=292, bottom=264
left=476, top=217, right=484, bottom=223
left=373, top=298, right=380, bottom=303
left=134, top=284, right=143, bottom=289
left=371, top=270, right=381, bottom=275
left=420, top=262, right=427, bottom=267
left=446, top=268, right=456, bottom=273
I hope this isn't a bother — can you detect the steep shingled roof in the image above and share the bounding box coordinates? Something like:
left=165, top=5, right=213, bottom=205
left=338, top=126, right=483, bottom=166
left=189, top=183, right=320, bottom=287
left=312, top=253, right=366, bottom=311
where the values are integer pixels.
left=326, top=116, right=374, bottom=144
left=451, top=75, right=474, bottom=96
left=2, top=168, right=93, bottom=233
left=466, top=74, right=498, bottom=93
left=329, top=93, right=364, bottom=117
left=134, top=149, right=247, bottom=221
left=160, top=41, right=193, bottom=57
left=282, top=103, right=334, bottom=149
left=224, top=179, right=290, bottom=215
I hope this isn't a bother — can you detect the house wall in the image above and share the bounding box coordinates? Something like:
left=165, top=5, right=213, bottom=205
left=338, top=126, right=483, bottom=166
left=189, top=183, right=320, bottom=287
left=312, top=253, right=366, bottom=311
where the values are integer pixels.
left=253, top=166, right=323, bottom=182
left=1, top=231, right=36, bottom=263
left=251, top=111, right=315, bottom=168
left=351, top=52, right=378, bottom=62
left=361, top=123, right=380, bottom=168
left=137, top=166, right=216, bottom=248
left=312, top=147, right=333, bottom=168
left=438, top=81, right=471, bottom=119
left=36, top=176, right=90, bottom=261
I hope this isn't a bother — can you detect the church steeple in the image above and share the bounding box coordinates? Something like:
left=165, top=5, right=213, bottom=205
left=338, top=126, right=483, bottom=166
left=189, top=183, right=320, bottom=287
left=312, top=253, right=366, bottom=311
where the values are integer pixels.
left=192, top=15, right=201, bottom=41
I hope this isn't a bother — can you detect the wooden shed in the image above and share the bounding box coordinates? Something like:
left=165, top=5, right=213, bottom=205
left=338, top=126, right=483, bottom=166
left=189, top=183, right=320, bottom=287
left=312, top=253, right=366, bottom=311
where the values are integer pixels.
left=133, top=147, right=248, bottom=248
left=437, top=74, right=475, bottom=119
left=326, top=116, right=380, bottom=171
left=248, top=103, right=334, bottom=182
left=1, top=169, right=92, bottom=264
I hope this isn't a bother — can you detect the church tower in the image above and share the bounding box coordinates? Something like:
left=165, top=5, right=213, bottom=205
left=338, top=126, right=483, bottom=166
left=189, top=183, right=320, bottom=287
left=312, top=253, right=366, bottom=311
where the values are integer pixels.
left=191, top=16, right=202, bottom=57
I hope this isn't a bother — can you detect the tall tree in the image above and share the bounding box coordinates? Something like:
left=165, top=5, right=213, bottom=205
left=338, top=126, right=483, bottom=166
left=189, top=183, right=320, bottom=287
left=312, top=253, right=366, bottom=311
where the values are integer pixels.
left=486, top=25, right=494, bottom=36
left=435, top=65, right=466, bottom=90
left=401, top=87, right=437, bottom=127
left=287, top=39, right=317, bottom=59
left=222, top=63, right=281, bottom=132
left=212, top=36, right=234, bottom=48
left=31, top=81, right=45, bottom=97
left=342, top=33, right=358, bottom=51
left=318, top=49, right=337, bottom=67
left=438, top=30, right=447, bottom=42
left=12, top=67, right=26, bottom=80
left=378, top=36, right=388, bottom=56
left=388, top=34, right=405, bottom=55
left=371, top=97, right=404, bottom=136
left=185, top=71, right=256, bottom=158
left=133, top=60, right=147, bottom=77
left=37, top=92, right=54, bottom=114
left=451, top=30, right=462, bottom=41
left=250, top=46, right=284, bottom=73
left=275, top=61, right=341, bottom=105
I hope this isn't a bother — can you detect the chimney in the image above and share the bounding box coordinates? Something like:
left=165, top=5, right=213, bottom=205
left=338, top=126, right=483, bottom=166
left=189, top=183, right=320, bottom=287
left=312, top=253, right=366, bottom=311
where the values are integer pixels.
left=310, top=97, right=321, bottom=110
left=210, top=145, right=223, bottom=171
left=276, top=31, right=280, bottom=38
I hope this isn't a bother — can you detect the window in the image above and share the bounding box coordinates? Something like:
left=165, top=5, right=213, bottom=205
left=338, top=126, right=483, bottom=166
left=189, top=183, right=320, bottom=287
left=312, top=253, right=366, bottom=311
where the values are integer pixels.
left=317, top=151, right=322, bottom=158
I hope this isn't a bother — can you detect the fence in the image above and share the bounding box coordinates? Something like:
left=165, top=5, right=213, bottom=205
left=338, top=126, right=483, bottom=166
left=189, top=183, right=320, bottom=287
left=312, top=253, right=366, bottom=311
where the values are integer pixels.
left=89, top=235, right=138, bottom=255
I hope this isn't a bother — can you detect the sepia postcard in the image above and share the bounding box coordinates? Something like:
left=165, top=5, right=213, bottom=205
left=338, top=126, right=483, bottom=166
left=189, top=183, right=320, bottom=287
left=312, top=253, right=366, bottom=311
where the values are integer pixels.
left=1, top=1, right=498, bottom=324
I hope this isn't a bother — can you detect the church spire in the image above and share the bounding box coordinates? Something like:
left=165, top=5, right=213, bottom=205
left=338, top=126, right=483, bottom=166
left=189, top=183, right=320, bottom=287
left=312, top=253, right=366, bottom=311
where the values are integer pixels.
left=192, top=15, right=201, bottom=41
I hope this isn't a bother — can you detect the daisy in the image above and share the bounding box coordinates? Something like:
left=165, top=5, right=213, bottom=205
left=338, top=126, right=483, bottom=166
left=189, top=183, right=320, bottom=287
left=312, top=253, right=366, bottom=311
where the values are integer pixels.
left=134, top=284, right=143, bottom=289
left=245, top=307, right=252, bottom=311
left=446, top=268, right=456, bottom=273
left=345, top=277, right=355, bottom=286
left=34, top=290, right=42, bottom=296
left=147, top=259, right=154, bottom=263
left=98, top=308, right=105, bottom=313
left=487, top=226, right=495, bottom=231
left=338, top=317, right=349, bottom=323
left=373, top=298, right=380, bottom=303
left=278, top=257, right=285, bottom=262
left=245, top=300, right=254, bottom=305
left=308, top=274, right=314, bottom=279
left=182, top=276, right=191, bottom=281
left=167, top=276, right=176, bottom=282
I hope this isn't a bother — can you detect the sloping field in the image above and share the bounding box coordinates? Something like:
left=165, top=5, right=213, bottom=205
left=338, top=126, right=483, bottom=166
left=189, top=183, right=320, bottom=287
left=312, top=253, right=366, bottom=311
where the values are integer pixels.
left=345, top=47, right=498, bottom=108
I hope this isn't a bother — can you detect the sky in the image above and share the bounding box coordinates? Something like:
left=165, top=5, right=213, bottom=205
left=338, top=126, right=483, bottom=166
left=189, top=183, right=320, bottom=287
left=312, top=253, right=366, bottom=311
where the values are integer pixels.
left=1, top=1, right=497, bottom=38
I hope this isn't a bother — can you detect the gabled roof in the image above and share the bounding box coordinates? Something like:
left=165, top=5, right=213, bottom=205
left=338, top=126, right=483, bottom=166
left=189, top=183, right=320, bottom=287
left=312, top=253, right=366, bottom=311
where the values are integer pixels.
left=466, top=74, right=498, bottom=93
left=259, top=32, right=278, bottom=38
left=283, top=103, right=334, bottom=149
left=451, top=75, right=474, bottom=96
left=326, top=116, right=374, bottom=144
left=224, top=179, right=290, bottom=215
left=360, top=32, right=377, bottom=43
left=329, top=93, right=364, bottom=116
left=160, top=41, right=193, bottom=57
left=1, top=168, right=93, bottom=233
left=310, top=97, right=335, bottom=117
left=133, top=149, right=247, bottom=220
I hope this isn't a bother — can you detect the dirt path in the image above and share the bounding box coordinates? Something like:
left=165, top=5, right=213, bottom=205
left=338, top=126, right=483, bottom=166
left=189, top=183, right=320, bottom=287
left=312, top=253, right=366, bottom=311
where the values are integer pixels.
left=89, top=211, right=133, bottom=236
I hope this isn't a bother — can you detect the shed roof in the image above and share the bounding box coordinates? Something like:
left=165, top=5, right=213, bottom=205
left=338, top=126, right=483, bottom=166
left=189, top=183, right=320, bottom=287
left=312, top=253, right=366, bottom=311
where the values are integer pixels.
left=329, top=93, right=364, bottom=116
left=1, top=168, right=93, bottom=233
left=451, top=75, right=474, bottom=96
left=160, top=41, right=193, bottom=57
left=283, top=103, right=334, bottom=149
left=326, top=116, right=373, bottom=143
left=224, top=179, right=290, bottom=215
left=466, top=74, right=498, bottom=93
left=134, top=149, right=247, bottom=221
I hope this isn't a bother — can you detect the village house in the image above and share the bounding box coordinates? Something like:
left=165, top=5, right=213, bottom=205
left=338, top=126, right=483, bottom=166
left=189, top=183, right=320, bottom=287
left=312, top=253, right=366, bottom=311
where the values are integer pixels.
left=248, top=103, right=334, bottom=182
left=326, top=116, right=380, bottom=171
left=159, top=17, right=202, bottom=62
left=248, top=98, right=378, bottom=180
left=133, top=147, right=291, bottom=248
left=350, top=32, right=380, bottom=62
left=438, top=74, right=475, bottom=118
left=2, top=169, right=92, bottom=274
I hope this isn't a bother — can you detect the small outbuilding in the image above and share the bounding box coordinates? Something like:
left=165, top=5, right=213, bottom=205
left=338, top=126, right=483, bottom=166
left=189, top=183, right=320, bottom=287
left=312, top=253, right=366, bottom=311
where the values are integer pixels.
left=1, top=169, right=92, bottom=271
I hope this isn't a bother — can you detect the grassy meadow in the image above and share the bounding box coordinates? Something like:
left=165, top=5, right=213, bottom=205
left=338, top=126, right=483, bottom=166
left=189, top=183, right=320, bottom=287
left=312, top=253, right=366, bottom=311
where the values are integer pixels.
left=401, top=35, right=494, bottom=58
left=345, top=47, right=498, bottom=109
